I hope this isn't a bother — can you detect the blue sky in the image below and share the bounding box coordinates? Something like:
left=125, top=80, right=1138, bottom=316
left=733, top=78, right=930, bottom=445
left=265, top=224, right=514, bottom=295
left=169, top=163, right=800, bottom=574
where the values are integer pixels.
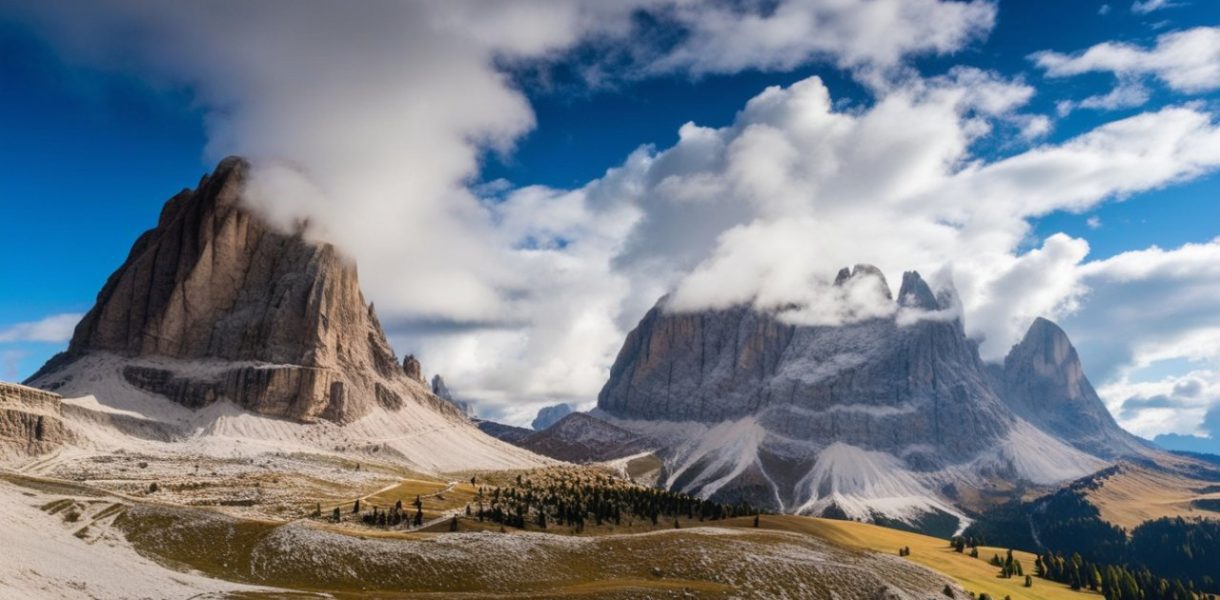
left=1, top=0, right=1218, bottom=437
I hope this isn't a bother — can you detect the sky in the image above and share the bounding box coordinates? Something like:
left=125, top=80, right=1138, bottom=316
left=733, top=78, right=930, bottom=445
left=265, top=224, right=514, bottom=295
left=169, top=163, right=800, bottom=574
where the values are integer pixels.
left=0, top=0, right=1218, bottom=447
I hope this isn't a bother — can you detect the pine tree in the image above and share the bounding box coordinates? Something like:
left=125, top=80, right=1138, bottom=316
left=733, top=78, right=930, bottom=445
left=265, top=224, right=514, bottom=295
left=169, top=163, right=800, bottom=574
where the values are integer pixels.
left=449, top=515, right=458, bottom=532
left=353, top=498, right=361, bottom=513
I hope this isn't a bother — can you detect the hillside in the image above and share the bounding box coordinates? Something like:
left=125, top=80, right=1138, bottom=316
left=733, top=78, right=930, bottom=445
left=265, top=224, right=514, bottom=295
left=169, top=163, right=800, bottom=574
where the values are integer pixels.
left=745, top=516, right=1098, bottom=600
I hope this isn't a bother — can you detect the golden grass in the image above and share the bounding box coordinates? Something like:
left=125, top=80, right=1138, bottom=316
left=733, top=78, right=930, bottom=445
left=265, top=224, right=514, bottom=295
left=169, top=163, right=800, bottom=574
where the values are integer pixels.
left=726, top=515, right=1099, bottom=600
left=1082, top=463, right=1220, bottom=529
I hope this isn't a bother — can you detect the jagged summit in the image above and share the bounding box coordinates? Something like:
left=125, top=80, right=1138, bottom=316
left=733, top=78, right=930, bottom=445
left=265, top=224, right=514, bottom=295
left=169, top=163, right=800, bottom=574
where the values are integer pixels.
left=897, top=271, right=940, bottom=310
left=28, top=156, right=446, bottom=424
left=834, top=264, right=893, bottom=299
left=996, top=317, right=1151, bottom=459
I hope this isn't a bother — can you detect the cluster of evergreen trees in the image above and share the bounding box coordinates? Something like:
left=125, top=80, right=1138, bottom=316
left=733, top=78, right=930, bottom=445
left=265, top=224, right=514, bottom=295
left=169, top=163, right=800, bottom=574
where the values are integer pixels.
left=357, top=497, right=425, bottom=528
left=468, top=473, right=758, bottom=532
left=965, top=485, right=1220, bottom=596
left=1035, top=550, right=1214, bottom=600
left=989, top=549, right=1025, bottom=579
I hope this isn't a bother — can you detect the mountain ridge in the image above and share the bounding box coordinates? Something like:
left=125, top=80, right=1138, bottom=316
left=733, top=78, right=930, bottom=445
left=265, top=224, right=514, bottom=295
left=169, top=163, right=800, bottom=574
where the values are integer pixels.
left=589, top=266, right=1148, bottom=529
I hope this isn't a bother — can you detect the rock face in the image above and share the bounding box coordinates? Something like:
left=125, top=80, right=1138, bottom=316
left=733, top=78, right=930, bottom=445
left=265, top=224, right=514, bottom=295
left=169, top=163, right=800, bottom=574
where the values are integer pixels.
left=28, top=157, right=448, bottom=424
left=519, top=412, right=649, bottom=463
left=0, top=382, right=71, bottom=457
left=599, top=268, right=1012, bottom=463
left=403, top=355, right=423, bottom=384
left=995, top=318, right=1150, bottom=459
left=475, top=419, right=533, bottom=445
left=531, top=403, right=573, bottom=431
left=593, top=266, right=1122, bottom=528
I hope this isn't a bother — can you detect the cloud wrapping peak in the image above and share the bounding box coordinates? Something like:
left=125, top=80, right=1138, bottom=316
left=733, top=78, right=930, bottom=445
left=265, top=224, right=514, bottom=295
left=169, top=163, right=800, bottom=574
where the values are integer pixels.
left=594, top=73, right=1220, bottom=361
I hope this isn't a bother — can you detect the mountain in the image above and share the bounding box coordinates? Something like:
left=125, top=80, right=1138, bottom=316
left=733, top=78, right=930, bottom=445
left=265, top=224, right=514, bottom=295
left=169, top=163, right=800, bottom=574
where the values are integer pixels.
left=19, top=157, right=544, bottom=473
left=993, top=317, right=1151, bottom=459
left=591, top=265, right=1137, bottom=530
left=518, top=412, right=650, bottom=463
left=28, top=157, right=447, bottom=424
left=475, top=419, right=534, bottom=444
left=531, top=403, right=573, bottom=431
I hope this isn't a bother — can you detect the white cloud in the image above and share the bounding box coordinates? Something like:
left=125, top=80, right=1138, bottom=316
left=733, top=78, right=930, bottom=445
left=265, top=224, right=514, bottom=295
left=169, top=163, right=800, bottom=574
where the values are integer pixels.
left=0, top=313, right=82, bottom=343
left=1098, top=369, right=1218, bottom=437
left=1131, top=0, right=1183, bottom=14
left=648, top=0, right=996, bottom=80
left=1033, top=26, right=1220, bottom=96
left=1087, top=216, right=1103, bottom=229
left=1052, top=239, right=1220, bottom=437
left=593, top=71, right=1220, bottom=360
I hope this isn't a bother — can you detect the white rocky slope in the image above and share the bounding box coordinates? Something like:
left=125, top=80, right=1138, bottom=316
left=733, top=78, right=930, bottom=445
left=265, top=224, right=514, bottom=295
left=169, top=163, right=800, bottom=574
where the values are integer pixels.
left=23, top=352, right=545, bottom=473
left=592, top=265, right=1129, bottom=532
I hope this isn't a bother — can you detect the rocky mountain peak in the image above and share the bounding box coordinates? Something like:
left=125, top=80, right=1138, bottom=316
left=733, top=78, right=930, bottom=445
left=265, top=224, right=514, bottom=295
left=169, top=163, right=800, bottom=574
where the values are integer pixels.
left=834, top=264, right=893, bottom=299
left=531, top=403, right=574, bottom=431
left=897, top=271, right=940, bottom=310
left=28, top=156, right=448, bottom=424
left=996, top=317, right=1149, bottom=459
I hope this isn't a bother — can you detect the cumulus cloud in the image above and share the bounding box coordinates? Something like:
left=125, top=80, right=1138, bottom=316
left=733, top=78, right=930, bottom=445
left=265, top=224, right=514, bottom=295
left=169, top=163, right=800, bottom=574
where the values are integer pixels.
left=646, top=0, right=996, bottom=80
left=1101, top=370, right=1219, bottom=438
left=1033, top=26, right=1220, bottom=99
left=585, top=72, right=1220, bottom=361
left=1061, top=239, right=1220, bottom=436
left=0, top=313, right=82, bottom=343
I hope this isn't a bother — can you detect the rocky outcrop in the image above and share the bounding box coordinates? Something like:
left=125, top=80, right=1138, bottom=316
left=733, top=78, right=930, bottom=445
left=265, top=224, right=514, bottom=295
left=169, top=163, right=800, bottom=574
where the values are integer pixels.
left=27, top=157, right=449, bottom=424
left=403, top=355, right=423, bottom=384
left=531, top=403, right=573, bottom=431
left=996, top=318, right=1150, bottom=459
left=0, top=382, right=71, bottom=456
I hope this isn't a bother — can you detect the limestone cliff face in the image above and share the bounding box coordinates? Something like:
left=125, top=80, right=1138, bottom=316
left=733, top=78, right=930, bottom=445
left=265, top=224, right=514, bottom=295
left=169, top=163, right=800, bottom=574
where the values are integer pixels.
left=593, top=266, right=1123, bottom=524
left=29, top=157, right=451, bottom=424
left=996, top=317, right=1150, bottom=459
left=598, top=269, right=1013, bottom=464
left=0, top=382, right=71, bottom=457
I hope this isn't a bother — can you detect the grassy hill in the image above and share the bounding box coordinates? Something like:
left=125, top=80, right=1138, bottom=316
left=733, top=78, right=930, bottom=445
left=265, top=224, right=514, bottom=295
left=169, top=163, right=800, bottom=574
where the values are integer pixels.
left=733, top=515, right=1098, bottom=600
